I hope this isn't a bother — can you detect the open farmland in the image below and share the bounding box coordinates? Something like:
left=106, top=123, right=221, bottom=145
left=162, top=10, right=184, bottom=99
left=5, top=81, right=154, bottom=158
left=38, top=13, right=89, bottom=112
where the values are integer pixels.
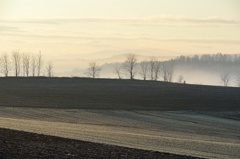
left=0, top=77, right=239, bottom=110
left=0, top=77, right=240, bottom=159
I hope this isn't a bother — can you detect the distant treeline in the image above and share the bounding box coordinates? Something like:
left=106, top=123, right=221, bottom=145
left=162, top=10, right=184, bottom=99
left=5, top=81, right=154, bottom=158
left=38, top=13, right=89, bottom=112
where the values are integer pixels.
left=99, top=53, right=240, bottom=87
left=0, top=51, right=53, bottom=77
left=173, top=53, right=240, bottom=65
left=168, top=53, right=240, bottom=77
left=163, top=53, right=240, bottom=87
left=1, top=51, right=239, bottom=87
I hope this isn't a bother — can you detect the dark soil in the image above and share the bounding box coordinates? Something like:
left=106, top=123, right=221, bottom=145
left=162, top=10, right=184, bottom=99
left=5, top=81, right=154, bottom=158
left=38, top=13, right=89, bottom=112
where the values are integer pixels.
left=0, top=128, right=205, bottom=159
left=0, top=77, right=239, bottom=111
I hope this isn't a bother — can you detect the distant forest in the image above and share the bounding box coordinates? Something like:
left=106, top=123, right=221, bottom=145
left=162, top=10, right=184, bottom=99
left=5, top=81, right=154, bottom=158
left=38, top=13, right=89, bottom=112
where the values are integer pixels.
left=145, top=54, right=239, bottom=86
left=172, top=53, right=239, bottom=74
left=100, top=53, right=240, bottom=87
left=174, top=54, right=240, bottom=65
left=155, top=54, right=239, bottom=86
left=168, top=54, right=240, bottom=76
left=1, top=51, right=239, bottom=87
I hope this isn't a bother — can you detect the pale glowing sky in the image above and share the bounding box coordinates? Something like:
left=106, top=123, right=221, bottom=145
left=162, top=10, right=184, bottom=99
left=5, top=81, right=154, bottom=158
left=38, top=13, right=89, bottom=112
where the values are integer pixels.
left=0, top=0, right=240, bottom=75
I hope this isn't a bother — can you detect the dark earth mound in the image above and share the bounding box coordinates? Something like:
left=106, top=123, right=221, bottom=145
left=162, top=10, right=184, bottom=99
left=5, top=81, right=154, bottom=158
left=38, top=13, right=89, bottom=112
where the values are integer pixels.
left=0, top=77, right=239, bottom=111
left=0, top=128, right=205, bottom=159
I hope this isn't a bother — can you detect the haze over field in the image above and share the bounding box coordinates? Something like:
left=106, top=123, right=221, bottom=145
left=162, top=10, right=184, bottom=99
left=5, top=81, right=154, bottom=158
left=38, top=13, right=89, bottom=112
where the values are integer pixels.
left=1, top=2, right=240, bottom=159
left=0, top=0, right=240, bottom=80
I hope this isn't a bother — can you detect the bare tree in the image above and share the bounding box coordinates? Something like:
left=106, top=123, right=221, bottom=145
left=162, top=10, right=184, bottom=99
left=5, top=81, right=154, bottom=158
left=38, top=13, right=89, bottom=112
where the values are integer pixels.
left=177, top=75, right=184, bottom=83
left=139, top=61, right=148, bottom=80
left=149, top=57, right=156, bottom=80
left=22, top=53, right=30, bottom=77
left=220, top=73, right=230, bottom=86
left=123, top=54, right=137, bottom=80
left=114, top=63, right=122, bottom=79
left=12, top=51, right=21, bottom=77
left=162, top=62, right=175, bottom=82
left=46, top=61, right=53, bottom=77
left=0, top=53, right=11, bottom=77
left=31, top=54, right=37, bottom=77
left=36, top=51, right=44, bottom=76
left=86, top=62, right=101, bottom=78
left=153, top=61, right=161, bottom=81
left=168, top=63, right=175, bottom=82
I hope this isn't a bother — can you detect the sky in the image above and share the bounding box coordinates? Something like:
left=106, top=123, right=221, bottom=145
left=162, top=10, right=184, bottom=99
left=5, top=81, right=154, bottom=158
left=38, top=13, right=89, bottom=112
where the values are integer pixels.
left=0, top=0, right=240, bottom=75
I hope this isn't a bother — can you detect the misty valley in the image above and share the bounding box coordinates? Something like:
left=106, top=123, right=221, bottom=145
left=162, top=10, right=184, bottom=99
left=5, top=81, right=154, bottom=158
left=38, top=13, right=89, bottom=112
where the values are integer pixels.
left=1, top=1, right=240, bottom=159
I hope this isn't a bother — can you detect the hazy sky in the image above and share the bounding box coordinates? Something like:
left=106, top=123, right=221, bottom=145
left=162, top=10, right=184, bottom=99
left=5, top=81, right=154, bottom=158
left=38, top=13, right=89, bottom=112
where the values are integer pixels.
left=0, top=0, right=240, bottom=75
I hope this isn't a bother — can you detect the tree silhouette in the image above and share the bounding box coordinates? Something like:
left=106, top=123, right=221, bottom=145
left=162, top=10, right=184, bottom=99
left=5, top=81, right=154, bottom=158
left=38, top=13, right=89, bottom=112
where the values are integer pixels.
left=22, top=53, right=30, bottom=77
left=0, top=53, right=11, bottom=77
left=46, top=61, right=53, bottom=77
left=162, top=62, right=175, bottom=82
left=123, top=54, right=137, bottom=80
left=86, top=62, right=101, bottom=78
left=37, top=51, right=44, bottom=76
left=12, top=51, right=21, bottom=77
left=114, top=63, right=122, bottom=79
left=153, top=61, right=161, bottom=81
left=31, top=54, right=37, bottom=77
left=220, top=73, right=230, bottom=87
left=139, top=61, right=148, bottom=80
left=177, top=75, right=184, bottom=83
left=149, top=57, right=156, bottom=80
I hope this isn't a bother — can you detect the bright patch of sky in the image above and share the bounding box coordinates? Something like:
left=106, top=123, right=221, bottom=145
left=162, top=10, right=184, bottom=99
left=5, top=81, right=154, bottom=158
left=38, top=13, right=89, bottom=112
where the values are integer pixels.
left=0, top=0, right=240, bottom=75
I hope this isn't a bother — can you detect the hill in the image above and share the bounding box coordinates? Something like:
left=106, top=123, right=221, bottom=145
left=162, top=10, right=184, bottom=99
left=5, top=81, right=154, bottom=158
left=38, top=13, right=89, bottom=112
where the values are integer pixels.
left=0, top=77, right=239, bottom=111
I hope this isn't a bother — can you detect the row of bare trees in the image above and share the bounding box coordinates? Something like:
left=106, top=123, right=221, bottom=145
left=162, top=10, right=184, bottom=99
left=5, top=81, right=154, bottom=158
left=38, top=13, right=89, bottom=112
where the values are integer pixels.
left=85, top=54, right=175, bottom=82
left=0, top=51, right=53, bottom=77
left=120, top=54, right=239, bottom=87
left=75, top=53, right=240, bottom=87
left=115, top=54, right=175, bottom=82
left=2, top=51, right=239, bottom=87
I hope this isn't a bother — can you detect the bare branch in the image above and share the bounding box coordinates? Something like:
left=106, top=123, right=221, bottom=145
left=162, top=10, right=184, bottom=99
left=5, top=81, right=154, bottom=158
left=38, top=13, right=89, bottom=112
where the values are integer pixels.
left=177, top=75, right=184, bottom=83
left=114, top=63, right=122, bottom=79
left=162, top=62, right=175, bottom=82
left=46, top=61, right=54, bottom=77
left=31, top=54, right=37, bottom=77
left=220, top=73, right=230, bottom=87
left=0, top=53, right=11, bottom=77
left=139, top=61, right=148, bottom=80
left=12, top=51, right=21, bottom=77
left=22, top=53, right=30, bottom=77
left=85, top=62, right=101, bottom=78
left=149, top=57, right=156, bottom=80
left=122, top=54, right=137, bottom=80
left=153, top=61, right=161, bottom=81
left=37, top=51, right=44, bottom=76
